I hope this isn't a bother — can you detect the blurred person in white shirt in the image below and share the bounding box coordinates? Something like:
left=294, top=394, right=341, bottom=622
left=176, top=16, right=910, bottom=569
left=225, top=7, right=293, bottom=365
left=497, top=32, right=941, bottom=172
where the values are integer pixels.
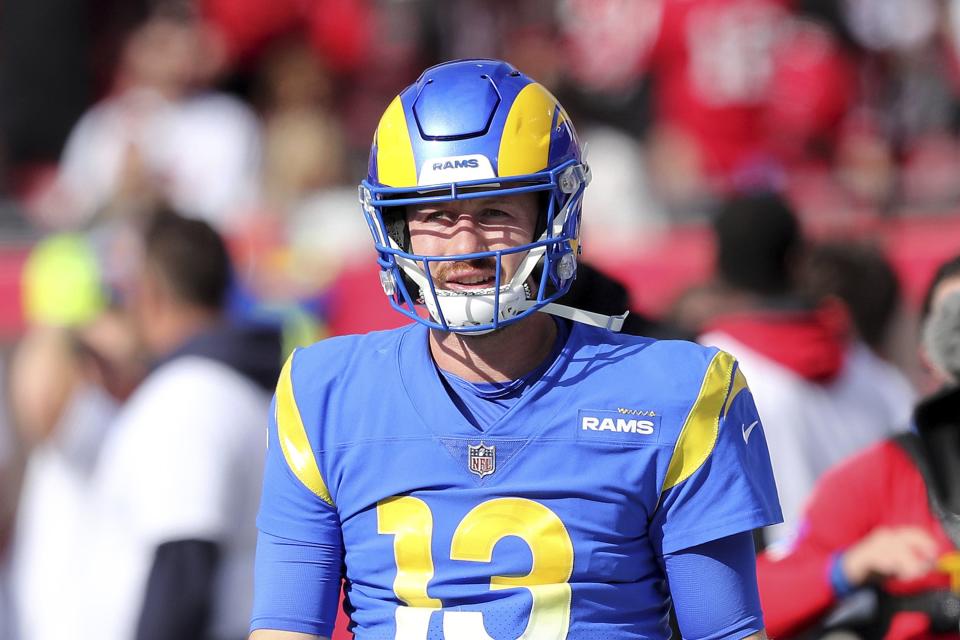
left=81, top=208, right=280, bottom=640
left=7, top=233, right=144, bottom=640
left=36, top=3, right=261, bottom=232
left=697, top=193, right=913, bottom=544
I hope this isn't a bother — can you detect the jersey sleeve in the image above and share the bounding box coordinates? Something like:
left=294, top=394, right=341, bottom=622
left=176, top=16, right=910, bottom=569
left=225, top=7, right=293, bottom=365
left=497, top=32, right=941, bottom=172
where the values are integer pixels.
left=252, top=350, right=343, bottom=635
left=664, top=531, right=765, bottom=640
left=651, top=352, right=782, bottom=555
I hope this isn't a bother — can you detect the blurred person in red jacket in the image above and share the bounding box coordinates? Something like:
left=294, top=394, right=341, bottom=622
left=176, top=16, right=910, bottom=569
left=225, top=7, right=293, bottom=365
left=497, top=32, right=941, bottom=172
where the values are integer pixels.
left=560, top=0, right=856, bottom=214
left=758, top=253, right=960, bottom=639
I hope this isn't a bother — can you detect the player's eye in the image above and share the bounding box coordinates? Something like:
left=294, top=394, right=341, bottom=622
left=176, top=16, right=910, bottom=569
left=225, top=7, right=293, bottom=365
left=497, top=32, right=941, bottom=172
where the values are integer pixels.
left=420, top=210, right=452, bottom=222
left=481, top=208, right=510, bottom=219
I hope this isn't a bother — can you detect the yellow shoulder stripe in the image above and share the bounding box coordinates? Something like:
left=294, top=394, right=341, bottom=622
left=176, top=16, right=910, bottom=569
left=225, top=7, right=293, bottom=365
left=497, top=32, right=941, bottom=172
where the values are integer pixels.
left=376, top=95, right=418, bottom=188
left=662, top=351, right=736, bottom=493
left=723, top=367, right=748, bottom=418
left=276, top=351, right=334, bottom=507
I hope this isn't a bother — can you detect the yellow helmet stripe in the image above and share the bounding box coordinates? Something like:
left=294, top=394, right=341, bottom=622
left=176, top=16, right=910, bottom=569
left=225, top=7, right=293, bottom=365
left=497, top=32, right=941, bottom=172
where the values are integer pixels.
left=662, top=351, right=736, bottom=492
left=276, top=351, right=334, bottom=506
left=376, top=95, right=418, bottom=188
left=497, top=83, right=557, bottom=178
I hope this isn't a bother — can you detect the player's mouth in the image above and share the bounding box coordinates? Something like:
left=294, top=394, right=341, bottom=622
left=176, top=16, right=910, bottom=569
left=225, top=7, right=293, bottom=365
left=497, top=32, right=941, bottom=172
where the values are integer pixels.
left=442, top=269, right=498, bottom=292
left=435, top=259, right=505, bottom=293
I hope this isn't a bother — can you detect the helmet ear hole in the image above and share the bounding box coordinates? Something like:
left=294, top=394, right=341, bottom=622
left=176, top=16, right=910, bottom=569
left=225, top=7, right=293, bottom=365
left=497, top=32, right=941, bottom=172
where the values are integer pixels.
left=379, top=206, right=422, bottom=303
left=534, top=192, right=551, bottom=240
left=383, top=206, right=410, bottom=251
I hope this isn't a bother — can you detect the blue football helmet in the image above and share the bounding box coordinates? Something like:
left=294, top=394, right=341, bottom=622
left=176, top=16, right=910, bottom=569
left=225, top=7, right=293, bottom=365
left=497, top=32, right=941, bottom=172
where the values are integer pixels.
left=360, top=59, right=623, bottom=333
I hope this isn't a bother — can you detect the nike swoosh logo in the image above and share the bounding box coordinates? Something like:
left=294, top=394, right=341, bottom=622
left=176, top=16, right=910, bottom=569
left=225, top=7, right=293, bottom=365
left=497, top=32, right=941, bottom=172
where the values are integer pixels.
left=742, top=420, right=759, bottom=444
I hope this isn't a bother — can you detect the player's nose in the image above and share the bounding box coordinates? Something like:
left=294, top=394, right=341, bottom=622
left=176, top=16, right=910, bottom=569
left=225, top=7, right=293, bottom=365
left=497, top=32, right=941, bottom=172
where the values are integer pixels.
left=448, top=214, right=488, bottom=255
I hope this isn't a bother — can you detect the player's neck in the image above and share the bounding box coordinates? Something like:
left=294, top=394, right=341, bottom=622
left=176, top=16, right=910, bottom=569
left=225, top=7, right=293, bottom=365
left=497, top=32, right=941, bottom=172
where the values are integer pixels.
left=428, top=313, right=559, bottom=383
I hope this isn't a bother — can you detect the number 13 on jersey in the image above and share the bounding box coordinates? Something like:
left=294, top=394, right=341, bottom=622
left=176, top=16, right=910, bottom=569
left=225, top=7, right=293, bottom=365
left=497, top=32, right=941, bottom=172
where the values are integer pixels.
left=377, top=496, right=574, bottom=639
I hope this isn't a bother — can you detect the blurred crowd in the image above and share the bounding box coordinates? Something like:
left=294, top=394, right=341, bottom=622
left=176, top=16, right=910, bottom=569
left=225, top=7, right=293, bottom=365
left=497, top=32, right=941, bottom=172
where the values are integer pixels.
left=8, top=1, right=960, bottom=233
left=2, top=0, right=960, bottom=638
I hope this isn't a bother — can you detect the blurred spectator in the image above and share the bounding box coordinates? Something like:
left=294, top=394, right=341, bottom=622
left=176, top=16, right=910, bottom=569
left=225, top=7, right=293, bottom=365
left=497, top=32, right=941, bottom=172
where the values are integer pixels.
left=223, top=34, right=368, bottom=348
left=837, top=0, right=960, bottom=213
left=256, top=36, right=345, bottom=214
left=833, top=115, right=899, bottom=210
left=558, top=0, right=662, bottom=95
left=666, top=191, right=802, bottom=336
left=842, top=0, right=938, bottom=54
left=758, top=254, right=960, bottom=639
left=763, top=17, right=857, bottom=171
left=427, top=0, right=560, bottom=84
left=697, top=192, right=913, bottom=543
left=35, top=3, right=261, bottom=232
left=800, top=241, right=905, bottom=359
left=644, top=0, right=794, bottom=212
left=578, top=124, right=668, bottom=248
left=80, top=210, right=281, bottom=639
left=7, top=233, right=143, bottom=640
left=200, top=0, right=404, bottom=174
left=200, top=0, right=374, bottom=73
left=9, top=319, right=137, bottom=640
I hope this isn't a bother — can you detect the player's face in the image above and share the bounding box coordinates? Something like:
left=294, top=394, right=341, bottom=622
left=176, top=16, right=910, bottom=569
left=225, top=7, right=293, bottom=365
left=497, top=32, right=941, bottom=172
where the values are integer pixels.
left=406, top=192, right=539, bottom=293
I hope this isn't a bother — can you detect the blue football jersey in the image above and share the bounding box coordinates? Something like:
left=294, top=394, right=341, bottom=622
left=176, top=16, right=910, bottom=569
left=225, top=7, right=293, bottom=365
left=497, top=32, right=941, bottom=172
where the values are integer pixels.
left=255, top=321, right=782, bottom=639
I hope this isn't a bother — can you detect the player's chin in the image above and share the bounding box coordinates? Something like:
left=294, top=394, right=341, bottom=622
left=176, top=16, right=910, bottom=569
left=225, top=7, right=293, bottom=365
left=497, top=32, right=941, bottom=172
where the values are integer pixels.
left=437, top=316, right=513, bottom=340
left=461, top=324, right=509, bottom=340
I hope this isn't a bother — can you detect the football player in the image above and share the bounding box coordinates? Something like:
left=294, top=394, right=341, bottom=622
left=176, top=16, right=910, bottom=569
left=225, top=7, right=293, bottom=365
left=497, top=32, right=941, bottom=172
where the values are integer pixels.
left=250, top=59, right=782, bottom=640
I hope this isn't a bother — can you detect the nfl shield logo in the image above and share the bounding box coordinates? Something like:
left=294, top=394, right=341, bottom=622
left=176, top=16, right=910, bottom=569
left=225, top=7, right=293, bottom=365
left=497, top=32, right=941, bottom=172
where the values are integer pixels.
left=468, top=443, right=496, bottom=478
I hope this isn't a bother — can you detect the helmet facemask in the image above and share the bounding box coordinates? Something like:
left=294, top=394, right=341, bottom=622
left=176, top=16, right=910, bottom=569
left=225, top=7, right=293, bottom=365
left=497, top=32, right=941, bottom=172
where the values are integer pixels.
left=360, top=161, right=590, bottom=334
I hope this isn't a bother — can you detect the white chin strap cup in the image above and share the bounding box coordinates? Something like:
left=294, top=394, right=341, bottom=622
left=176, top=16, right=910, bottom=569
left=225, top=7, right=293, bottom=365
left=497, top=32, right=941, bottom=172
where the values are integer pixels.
left=394, top=253, right=629, bottom=333
left=428, top=283, right=528, bottom=334
left=429, top=288, right=629, bottom=334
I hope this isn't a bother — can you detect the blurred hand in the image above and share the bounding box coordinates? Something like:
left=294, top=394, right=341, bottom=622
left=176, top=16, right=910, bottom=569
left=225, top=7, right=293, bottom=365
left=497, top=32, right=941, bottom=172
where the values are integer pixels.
left=114, top=141, right=158, bottom=203
left=9, top=327, right=82, bottom=446
left=76, top=309, right=146, bottom=401
left=841, top=526, right=939, bottom=587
